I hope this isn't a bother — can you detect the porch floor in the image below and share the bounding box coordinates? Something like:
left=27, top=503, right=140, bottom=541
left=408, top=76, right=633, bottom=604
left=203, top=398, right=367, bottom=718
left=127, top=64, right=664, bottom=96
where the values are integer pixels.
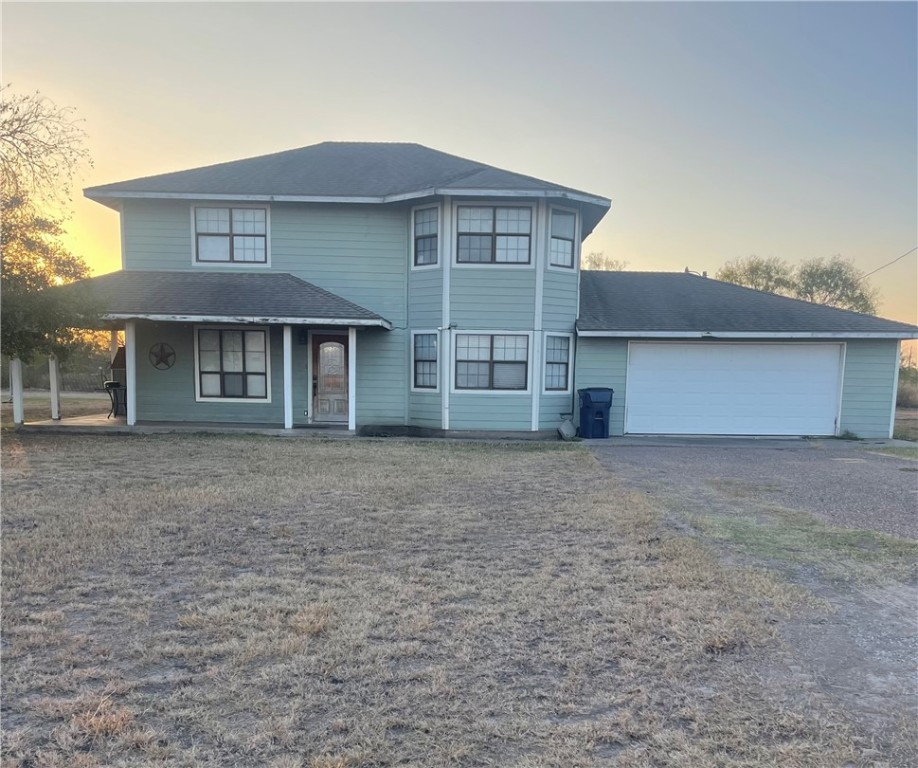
left=20, top=413, right=354, bottom=437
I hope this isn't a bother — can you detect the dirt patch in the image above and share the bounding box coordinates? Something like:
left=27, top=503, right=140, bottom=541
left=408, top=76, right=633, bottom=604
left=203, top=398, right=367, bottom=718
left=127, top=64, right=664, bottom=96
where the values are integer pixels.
left=1, top=433, right=908, bottom=766
left=894, top=407, right=918, bottom=442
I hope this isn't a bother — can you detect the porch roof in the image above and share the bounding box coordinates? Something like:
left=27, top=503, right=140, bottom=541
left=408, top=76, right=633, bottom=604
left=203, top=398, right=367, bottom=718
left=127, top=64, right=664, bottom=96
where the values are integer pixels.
left=70, top=270, right=392, bottom=328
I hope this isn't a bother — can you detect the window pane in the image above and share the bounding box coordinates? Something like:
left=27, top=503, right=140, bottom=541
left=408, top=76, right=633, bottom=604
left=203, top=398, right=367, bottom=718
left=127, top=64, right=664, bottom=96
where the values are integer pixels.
left=550, top=238, right=573, bottom=268
left=416, top=236, right=438, bottom=265
left=458, top=207, right=494, bottom=233
left=456, top=334, right=491, bottom=361
left=551, top=210, right=576, bottom=239
left=496, top=208, right=531, bottom=234
left=232, top=208, right=266, bottom=235
left=200, top=373, right=221, bottom=396
left=414, top=208, right=438, bottom=237
left=546, top=336, right=570, bottom=364
left=196, top=208, right=230, bottom=234
left=198, top=235, right=230, bottom=261
left=546, top=363, right=568, bottom=390
left=244, top=330, right=265, bottom=352
left=199, top=350, right=220, bottom=372
left=246, top=374, right=267, bottom=398
left=493, top=362, right=526, bottom=389
left=222, top=331, right=243, bottom=372
left=414, top=333, right=437, bottom=362
left=244, top=331, right=266, bottom=374
left=495, top=235, right=530, bottom=263
left=233, top=236, right=266, bottom=263
left=415, top=361, right=437, bottom=388
left=458, top=235, right=492, bottom=263
left=223, top=373, right=244, bottom=397
left=493, top=335, right=528, bottom=362
left=457, top=361, right=490, bottom=389
left=199, top=330, right=220, bottom=352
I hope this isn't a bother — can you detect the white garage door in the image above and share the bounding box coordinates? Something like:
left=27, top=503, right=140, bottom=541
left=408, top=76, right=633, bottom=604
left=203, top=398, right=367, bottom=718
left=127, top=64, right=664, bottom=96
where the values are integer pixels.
left=625, top=342, right=843, bottom=436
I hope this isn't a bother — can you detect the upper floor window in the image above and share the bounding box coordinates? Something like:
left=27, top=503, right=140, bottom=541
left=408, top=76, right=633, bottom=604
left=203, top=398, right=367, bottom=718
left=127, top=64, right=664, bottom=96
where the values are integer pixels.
left=457, top=206, right=531, bottom=264
left=455, top=333, right=528, bottom=390
left=549, top=209, right=576, bottom=268
left=413, top=207, right=439, bottom=267
left=195, top=207, right=267, bottom=263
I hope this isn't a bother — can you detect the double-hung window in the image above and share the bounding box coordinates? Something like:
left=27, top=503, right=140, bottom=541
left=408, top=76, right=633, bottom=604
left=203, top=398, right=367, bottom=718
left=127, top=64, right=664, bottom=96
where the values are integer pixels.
left=455, top=334, right=528, bottom=390
left=197, top=328, right=269, bottom=400
left=413, top=333, right=438, bottom=389
left=413, top=207, right=438, bottom=266
left=457, top=206, right=531, bottom=264
left=549, top=209, right=576, bottom=268
left=544, top=335, right=571, bottom=391
left=195, top=207, right=267, bottom=263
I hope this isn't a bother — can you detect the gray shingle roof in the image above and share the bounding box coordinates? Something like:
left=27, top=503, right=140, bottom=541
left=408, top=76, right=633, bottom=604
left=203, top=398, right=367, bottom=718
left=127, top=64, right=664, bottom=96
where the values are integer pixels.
left=67, top=270, right=390, bottom=327
left=578, top=271, right=918, bottom=336
left=83, top=142, right=611, bottom=236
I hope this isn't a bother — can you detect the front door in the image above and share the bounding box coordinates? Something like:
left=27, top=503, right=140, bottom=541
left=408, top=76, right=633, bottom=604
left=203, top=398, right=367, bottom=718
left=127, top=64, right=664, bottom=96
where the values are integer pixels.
left=313, top=336, right=348, bottom=423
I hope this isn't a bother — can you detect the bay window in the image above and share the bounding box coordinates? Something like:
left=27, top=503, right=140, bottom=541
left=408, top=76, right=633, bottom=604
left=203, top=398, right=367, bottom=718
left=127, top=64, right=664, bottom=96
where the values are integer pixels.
left=455, top=334, right=528, bottom=390
left=457, top=206, right=531, bottom=264
left=549, top=209, right=576, bottom=268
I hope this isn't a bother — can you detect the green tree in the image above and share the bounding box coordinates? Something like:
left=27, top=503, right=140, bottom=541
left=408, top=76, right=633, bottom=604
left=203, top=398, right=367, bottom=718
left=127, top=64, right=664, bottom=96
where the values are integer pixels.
left=715, top=255, right=793, bottom=294
left=793, top=256, right=879, bottom=315
left=716, top=254, right=879, bottom=315
left=582, top=252, right=628, bottom=271
left=1, top=86, right=99, bottom=362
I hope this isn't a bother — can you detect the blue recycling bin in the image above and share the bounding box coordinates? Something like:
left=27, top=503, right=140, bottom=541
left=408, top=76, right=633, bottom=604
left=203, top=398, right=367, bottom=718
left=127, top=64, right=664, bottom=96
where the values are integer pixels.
left=578, top=388, right=614, bottom=439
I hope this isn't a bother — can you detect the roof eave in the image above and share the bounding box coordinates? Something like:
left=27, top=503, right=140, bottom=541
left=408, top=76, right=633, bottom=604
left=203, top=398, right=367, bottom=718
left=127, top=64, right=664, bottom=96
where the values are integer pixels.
left=103, top=312, right=392, bottom=329
left=575, top=329, right=918, bottom=340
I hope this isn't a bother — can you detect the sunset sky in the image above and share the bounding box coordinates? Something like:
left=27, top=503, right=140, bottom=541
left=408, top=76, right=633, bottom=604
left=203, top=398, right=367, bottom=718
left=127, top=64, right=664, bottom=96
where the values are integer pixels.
left=4, top=1, right=917, bottom=324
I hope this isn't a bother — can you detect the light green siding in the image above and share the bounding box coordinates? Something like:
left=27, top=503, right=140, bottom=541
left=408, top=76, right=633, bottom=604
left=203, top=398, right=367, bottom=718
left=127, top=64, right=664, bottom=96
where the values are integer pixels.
left=409, top=391, right=442, bottom=428
left=539, top=392, right=574, bottom=431
left=355, top=329, right=407, bottom=426
left=448, top=394, right=532, bottom=430
left=839, top=340, right=898, bottom=438
left=572, top=339, right=629, bottom=435
left=542, top=270, right=578, bottom=331
left=408, top=268, right=442, bottom=328
left=450, top=269, right=535, bottom=330
left=122, top=200, right=193, bottom=269
left=134, top=321, right=310, bottom=425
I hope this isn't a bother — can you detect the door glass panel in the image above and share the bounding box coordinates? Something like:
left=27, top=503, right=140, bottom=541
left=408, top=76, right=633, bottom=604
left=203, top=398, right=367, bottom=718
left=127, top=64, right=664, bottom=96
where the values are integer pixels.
left=319, top=342, right=345, bottom=393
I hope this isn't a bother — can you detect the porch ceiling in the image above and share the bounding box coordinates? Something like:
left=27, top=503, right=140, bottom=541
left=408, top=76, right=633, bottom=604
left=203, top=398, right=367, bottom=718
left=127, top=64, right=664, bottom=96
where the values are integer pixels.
left=64, top=270, right=392, bottom=328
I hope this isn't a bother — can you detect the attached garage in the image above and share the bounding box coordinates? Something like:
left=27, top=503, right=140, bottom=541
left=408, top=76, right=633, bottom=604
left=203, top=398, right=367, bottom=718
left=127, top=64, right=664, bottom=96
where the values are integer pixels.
left=575, top=272, right=918, bottom=439
left=624, top=342, right=843, bottom=435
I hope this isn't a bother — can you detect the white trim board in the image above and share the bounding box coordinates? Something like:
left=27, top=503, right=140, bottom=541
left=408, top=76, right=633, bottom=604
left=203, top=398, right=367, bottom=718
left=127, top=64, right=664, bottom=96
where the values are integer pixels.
left=103, top=313, right=391, bottom=329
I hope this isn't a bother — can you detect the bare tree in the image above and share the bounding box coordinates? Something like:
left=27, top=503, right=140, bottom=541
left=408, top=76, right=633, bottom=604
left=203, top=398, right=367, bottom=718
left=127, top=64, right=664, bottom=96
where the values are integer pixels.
left=0, top=85, right=91, bottom=206
left=582, top=252, right=628, bottom=271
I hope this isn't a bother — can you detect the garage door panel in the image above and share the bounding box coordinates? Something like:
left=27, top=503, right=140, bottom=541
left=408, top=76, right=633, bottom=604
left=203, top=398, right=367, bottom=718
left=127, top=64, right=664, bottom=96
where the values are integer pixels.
left=625, top=343, right=842, bottom=435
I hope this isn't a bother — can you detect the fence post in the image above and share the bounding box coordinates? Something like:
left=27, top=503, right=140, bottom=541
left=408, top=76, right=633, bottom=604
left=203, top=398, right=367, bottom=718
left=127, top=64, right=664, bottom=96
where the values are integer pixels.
left=10, top=357, right=25, bottom=424
left=49, top=354, right=62, bottom=420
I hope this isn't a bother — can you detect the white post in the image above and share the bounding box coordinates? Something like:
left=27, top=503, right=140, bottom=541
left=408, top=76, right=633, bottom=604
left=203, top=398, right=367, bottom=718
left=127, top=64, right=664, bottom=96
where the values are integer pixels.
left=48, top=354, right=62, bottom=420
left=125, top=320, right=137, bottom=426
left=283, top=325, right=293, bottom=430
left=348, top=327, right=357, bottom=431
left=10, top=357, right=24, bottom=424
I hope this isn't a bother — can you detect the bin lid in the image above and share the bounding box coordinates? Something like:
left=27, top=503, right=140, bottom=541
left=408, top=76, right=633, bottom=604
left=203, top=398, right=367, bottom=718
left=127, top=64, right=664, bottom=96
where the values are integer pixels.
left=578, top=387, right=614, bottom=405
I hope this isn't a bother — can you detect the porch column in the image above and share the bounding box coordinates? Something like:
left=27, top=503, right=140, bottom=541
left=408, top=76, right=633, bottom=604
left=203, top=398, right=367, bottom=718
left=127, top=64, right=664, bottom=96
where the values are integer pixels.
left=125, top=320, right=137, bottom=426
left=10, top=357, right=24, bottom=424
left=283, top=325, right=293, bottom=430
left=348, top=327, right=357, bottom=431
left=48, top=354, right=62, bottom=420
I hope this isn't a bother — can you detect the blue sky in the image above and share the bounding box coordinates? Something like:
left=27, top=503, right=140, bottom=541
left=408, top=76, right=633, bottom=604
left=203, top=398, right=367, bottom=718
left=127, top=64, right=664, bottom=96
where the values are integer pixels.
left=5, top=1, right=916, bottom=322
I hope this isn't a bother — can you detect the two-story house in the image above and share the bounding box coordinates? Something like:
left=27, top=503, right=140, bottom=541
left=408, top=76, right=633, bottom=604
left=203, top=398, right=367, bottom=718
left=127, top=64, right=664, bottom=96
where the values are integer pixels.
left=63, top=142, right=915, bottom=438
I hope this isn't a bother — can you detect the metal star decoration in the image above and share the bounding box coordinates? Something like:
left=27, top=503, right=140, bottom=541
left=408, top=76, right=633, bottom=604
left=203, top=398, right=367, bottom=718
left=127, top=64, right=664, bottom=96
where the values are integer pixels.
left=149, top=342, right=176, bottom=370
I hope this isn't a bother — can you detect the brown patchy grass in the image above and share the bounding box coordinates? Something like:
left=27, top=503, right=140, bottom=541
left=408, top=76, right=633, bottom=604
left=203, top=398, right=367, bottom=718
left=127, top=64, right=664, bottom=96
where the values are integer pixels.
left=0, top=433, right=882, bottom=766
left=893, top=407, right=918, bottom=441
left=0, top=393, right=110, bottom=428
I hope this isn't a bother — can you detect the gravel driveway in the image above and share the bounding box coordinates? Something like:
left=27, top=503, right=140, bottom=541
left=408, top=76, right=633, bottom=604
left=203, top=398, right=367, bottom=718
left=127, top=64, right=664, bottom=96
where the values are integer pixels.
left=588, top=437, right=918, bottom=540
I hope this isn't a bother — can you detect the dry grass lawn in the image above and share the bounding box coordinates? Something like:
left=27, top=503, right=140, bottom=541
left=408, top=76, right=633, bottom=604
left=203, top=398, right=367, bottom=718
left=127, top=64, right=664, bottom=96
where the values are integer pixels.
left=0, top=433, right=883, bottom=766
left=0, top=393, right=110, bottom=428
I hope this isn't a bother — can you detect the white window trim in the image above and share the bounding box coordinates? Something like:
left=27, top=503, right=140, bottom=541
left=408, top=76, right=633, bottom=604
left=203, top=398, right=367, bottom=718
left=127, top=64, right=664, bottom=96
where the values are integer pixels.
left=449, top=330, right=534, bottom=395
left=451, top=201, right=537, bottom=270
left=193, top=324, right=273, bottom=403
left=542, top=332, right=574, bottom=394
left=190, top=204, right=272, bottom=268
left=410, top=329, right=440, bottom=393
left=546, top=205, right=580, bottom=273
left=410, top=203, right=441, bottom=271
